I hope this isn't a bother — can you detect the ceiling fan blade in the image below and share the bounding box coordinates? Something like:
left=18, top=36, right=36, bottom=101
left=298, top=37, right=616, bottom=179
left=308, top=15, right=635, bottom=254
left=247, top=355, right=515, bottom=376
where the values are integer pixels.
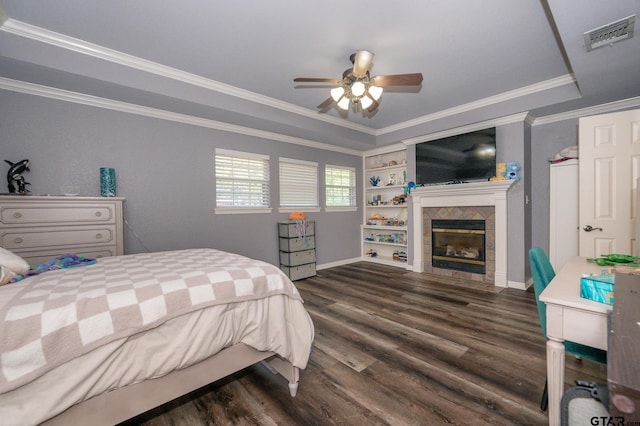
left=317, top=97, right=334, bottom=109
left=352, top=50, right=374, bottom=77
left=366, top=99, right=380, bottom=113
left=294, top=77, right=342, bottom=83
left=370, top=73, right=423, bottom=87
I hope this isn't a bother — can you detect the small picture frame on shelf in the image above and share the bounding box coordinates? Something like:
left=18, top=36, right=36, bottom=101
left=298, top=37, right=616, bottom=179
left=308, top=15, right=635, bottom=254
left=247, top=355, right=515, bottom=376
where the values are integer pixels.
left=388, top=173, right=396, bottom=186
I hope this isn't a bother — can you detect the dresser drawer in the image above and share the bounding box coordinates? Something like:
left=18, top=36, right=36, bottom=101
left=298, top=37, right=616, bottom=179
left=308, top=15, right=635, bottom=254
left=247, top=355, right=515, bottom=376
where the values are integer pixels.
left=0, top=202, right=117, bottom=226
left=19, top=246, right=118, bottom=266
left=279, top=235, right=315, bottom=252
left=278, top=221, right=315, bottom=238
left=280, top=249, right=316, bottom=266
left=280, top=263, right=316, bottom=281
left=1, top=225, right=117, bottom=250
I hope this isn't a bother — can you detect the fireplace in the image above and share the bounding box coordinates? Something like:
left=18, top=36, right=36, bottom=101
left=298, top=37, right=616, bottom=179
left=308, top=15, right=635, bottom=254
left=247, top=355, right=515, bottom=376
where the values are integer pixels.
left=431, top=219, right=486, bottom=274
left=410, top=180, right=515, bottom=287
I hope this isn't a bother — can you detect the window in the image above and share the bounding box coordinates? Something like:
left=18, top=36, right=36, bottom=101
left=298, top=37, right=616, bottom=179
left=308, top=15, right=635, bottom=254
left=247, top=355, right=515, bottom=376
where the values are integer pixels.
left=215, top=148, right=270, bottom=214
left=325, top=165, right=356, bottom=210
left=279, top=158, right=319, bottom=211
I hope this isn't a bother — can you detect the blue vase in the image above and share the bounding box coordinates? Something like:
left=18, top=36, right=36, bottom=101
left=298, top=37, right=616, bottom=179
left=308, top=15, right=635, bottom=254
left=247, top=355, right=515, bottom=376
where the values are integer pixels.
left=100, top=167, right=116, bottom=197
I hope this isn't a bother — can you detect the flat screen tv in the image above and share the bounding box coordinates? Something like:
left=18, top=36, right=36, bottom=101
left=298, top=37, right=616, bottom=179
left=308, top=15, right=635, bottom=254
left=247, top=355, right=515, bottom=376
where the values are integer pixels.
left=415, top=127, right=496, bottom=185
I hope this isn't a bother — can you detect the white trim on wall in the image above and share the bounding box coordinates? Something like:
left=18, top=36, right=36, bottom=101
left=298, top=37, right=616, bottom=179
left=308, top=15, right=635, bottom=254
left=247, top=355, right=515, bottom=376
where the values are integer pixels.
left=380, top=75, right=574, bottom=136
left=0, top=77, right=363, bottom=156
left=0, top=18, right=376, bottom=136
left=532, top=96, right=640, bottom=126
left=316, top=257, right=362, bottom=270
left=0, top=15, right=605, bottom=138
left=401, top=112, right=531, bottom=146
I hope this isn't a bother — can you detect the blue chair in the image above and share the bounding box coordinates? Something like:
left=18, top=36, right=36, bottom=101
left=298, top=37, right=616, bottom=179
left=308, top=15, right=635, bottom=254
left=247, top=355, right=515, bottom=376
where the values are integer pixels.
left=529, top=247, right=607, bottom=411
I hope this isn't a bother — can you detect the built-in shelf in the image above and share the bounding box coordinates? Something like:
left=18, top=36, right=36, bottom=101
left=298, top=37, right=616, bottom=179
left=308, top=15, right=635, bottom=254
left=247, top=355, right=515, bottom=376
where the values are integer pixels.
left=364, top=255, right=408, bottom=266
left=366, top=184, right=405, bottom=190
left=366, top=164, right=407, bottom=173
left=362, top=225, right=408, bottom=231
left=363, top=147, right=409, bottom=269
left=363, top=241, right=407, bottom=248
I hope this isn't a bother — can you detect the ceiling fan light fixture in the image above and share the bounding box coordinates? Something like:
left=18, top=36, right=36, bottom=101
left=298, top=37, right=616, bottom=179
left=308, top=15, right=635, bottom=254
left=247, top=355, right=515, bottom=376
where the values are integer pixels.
left=330, top=86, right=345, bottom=102
left=368, top=85, right=383, bottom=101
left=360, top=95, right=373, bottom=109
left=352, top=50, right=374, bottom=77
left=295, top=50, right=422, bottom=114
left=351, top=81, right=366, bottom=97
left=337, top=96, right=350, bottom=110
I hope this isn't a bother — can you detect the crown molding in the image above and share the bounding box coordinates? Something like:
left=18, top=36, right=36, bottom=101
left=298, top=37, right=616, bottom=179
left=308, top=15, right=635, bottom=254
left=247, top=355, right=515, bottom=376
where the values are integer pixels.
left=377, top=75, right=575, bottom=136
left=0, top=77, right=363, bottom=156
left=0, top=18, right=377, bottom=136
left=361, top=142, right=407, bottom=157
left=1, top=18, right=585, bottom=139
left=401, top=112, right=531, bottom=146
left=532, top=96, right=640, bottom=125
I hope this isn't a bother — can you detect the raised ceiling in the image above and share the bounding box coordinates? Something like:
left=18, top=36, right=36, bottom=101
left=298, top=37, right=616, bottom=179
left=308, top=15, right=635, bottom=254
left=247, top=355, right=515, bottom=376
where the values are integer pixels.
left=0, top=0, right=639, bottom=151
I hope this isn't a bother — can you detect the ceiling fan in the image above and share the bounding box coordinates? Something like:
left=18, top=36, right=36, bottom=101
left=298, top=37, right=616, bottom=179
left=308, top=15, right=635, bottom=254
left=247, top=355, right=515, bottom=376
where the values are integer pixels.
left=294, top=50, right=423, bottom=113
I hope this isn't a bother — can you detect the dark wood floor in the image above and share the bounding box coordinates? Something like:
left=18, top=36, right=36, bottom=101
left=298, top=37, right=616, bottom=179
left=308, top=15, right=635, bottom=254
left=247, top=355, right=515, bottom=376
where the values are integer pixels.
left=124, top=262, right=607, bottom=425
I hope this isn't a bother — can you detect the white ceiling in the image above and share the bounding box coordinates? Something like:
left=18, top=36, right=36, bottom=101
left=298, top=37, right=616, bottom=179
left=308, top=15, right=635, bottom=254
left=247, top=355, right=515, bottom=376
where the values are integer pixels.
left=0, top=0, right=639, bottom=151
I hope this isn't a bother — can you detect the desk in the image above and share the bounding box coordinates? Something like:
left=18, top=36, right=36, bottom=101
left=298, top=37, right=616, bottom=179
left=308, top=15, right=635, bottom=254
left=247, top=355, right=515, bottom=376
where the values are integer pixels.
left=539, top=256, right=612, bottom=426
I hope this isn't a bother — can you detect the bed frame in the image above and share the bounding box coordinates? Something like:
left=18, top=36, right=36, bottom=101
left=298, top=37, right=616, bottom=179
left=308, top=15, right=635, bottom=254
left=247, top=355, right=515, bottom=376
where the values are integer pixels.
left=41, top=343, right=300, bottom=425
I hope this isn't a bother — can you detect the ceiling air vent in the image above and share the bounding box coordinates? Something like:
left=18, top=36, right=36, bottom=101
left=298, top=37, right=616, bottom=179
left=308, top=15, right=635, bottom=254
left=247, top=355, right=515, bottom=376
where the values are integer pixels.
left=584, top=14, right=635, bottom=52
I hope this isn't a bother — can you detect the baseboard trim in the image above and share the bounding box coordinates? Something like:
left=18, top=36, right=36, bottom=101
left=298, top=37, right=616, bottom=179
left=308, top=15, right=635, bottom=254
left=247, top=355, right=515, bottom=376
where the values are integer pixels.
left=316, top=257, right=362, bottom=270
left=508, top=280, right=529, bottom=290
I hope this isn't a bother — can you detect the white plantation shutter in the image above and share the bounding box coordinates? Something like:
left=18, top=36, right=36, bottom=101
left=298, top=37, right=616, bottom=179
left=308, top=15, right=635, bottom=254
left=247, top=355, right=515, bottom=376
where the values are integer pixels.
left=279, top=158, right=318, bottom=207
left=325, top=165, right=356, bottom=207
left=215, top=149, right=270, bottom=210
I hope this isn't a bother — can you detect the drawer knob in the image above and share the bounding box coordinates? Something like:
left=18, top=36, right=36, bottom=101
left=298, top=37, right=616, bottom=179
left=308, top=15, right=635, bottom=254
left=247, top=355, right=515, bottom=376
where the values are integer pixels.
left=95, top=211, right=102, bottom=217
left=95, top=233, right=103, bottom=239
left=14, top=237, right=23, bottom=244
left=13, top=212, right=22, bottom=219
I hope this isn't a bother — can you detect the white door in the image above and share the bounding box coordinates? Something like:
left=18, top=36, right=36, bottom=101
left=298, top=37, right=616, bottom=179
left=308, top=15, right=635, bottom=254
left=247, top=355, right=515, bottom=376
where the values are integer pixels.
left=579, top=109, right=640, bottom=257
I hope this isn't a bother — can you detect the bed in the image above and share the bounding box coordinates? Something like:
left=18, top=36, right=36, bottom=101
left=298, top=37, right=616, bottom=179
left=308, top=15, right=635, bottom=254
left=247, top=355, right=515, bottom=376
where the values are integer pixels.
left=0, top=248, right=315, bottom=426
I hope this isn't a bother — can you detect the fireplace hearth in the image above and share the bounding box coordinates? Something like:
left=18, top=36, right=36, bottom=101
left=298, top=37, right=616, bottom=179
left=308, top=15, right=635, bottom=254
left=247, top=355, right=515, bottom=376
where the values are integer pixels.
left=431, top=219, right=486, bottom=274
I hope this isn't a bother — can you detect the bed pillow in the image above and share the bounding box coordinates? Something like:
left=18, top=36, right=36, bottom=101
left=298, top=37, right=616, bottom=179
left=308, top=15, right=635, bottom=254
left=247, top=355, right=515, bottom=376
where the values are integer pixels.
left=0, top=265, right=17, bottom=286
left=0, top=247, right=30, bottom=275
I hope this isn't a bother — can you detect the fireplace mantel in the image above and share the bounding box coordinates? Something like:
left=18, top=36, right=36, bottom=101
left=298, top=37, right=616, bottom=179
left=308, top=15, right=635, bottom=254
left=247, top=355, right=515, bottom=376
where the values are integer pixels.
left=411, top=180, right=515, bottom=287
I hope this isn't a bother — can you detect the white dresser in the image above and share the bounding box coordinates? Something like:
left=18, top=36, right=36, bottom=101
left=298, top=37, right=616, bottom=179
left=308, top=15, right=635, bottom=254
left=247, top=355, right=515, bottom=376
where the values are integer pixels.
left=0, top=195, right=125, bottom=265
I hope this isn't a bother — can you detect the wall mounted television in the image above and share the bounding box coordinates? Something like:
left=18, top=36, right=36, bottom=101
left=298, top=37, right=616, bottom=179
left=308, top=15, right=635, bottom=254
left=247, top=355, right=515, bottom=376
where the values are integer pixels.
left=415, top=127, right=496, bottom=185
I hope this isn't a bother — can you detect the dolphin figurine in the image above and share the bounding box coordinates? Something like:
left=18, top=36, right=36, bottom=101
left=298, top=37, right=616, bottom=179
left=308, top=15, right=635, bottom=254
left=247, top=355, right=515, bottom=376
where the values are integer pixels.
left=5, top=159, right=31, bottom=194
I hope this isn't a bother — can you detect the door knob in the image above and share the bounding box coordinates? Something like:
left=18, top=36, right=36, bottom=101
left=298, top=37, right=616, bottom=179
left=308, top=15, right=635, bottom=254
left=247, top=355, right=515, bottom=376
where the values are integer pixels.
left=583, top=225, right=603, bottom=232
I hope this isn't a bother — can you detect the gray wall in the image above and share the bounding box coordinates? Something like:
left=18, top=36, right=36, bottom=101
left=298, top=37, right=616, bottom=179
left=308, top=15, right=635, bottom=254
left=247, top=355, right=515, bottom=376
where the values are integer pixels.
left=496, top=121, right=529, bottom=284
left=0, top=91, right=363, bottom=267
left=1, top=88, right=632, bottom=286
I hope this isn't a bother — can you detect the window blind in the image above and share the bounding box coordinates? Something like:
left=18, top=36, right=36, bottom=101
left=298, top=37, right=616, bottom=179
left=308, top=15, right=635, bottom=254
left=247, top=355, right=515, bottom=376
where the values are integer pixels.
left=215, top=149, right=270, bottom=208
left=279, top=158, right=318, bottom=207
left=325, top=165, right=356, bottom=207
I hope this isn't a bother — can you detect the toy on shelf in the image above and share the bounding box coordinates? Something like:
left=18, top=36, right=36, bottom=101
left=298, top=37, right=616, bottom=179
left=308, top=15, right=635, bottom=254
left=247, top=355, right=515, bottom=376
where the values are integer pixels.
left=392, top=194, right=407, bottom=205
left=502, top=161, right=521, bottom=181
left=5, top=159, right=31, bottom=194
left=490, top=162, right=507, bottom=181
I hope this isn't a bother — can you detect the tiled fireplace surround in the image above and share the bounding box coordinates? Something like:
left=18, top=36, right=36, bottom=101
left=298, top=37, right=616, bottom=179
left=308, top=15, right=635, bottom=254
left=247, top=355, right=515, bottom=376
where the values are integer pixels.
left=424, top=207, right=495, bottom=283
left=411, top=180, right=515, bottom=287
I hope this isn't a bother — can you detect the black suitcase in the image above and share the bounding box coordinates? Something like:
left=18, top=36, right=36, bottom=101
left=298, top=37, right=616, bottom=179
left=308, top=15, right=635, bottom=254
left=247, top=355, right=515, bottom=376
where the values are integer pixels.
left=561, top=381, right=610, bottom=426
